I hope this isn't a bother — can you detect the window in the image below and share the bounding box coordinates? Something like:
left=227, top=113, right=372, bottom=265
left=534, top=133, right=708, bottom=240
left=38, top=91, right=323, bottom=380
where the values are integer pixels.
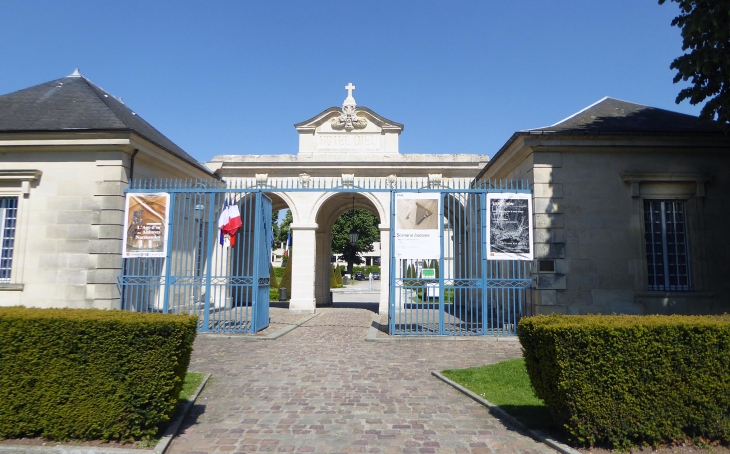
left=0, top=197, right=18, bottom=284
left=644, top=199, right=690, bottom=291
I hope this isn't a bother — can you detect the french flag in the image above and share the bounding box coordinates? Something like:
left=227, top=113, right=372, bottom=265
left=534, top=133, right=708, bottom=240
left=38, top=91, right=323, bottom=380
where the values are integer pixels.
left=218, top=196, right=242, bottom=247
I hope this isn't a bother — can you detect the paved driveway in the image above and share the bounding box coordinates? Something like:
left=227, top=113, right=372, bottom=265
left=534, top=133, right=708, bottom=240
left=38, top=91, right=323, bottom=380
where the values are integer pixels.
left=168, top=308, right=555, bottom=454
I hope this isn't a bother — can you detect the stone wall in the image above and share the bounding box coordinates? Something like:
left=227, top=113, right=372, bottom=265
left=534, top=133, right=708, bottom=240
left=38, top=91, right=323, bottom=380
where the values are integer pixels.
left=0, top=146, right=214, bottom=310
left=478, top=139, right=730, bottom=316
left=0, top=150, right=129, bottom=309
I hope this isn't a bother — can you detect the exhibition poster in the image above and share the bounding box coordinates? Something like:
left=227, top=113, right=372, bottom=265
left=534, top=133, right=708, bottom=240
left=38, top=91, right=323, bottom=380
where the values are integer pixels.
left=122, top=193, right=170, bottom=258
left=394, top=192, right=440, bottom=260
left=486, top=192, right=533, bottom=260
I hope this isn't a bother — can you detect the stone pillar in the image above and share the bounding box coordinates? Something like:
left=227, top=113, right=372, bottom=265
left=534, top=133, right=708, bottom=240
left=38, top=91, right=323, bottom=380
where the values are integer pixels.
left=379, top=226, right=390, bottom=315
left=289, top=223, right=317, bottom=313
left=88, top=152, right=127, bottom=310
left=314, top=230, right=331, bottom=307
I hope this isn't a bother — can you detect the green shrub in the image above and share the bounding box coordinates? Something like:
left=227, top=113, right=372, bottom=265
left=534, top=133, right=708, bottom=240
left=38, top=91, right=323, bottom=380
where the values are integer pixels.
left=330, top=266, right=340, bottom=289
left=428, top=260, right=439, bottom=278
left=269, top=263, right=278, bottom=289
left=274, top=267, right=286, bottom=280
left=335, top=265, right=343, bottom=286
left=353, top=265, right=380, bottom=275
left=518, top=314, right=730, bottom=449
left=0, top=307, right=197, bottom=442
left=404, top=263, right=419, bottom=287
left=278, top=248, right=292, bottom=299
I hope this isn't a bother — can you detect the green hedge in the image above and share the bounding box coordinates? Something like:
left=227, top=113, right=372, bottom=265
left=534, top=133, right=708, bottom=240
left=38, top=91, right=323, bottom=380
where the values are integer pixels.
left=352, top=265, right=380, bottom=275
left=518, top=314, right=730, bottom=449
left=0, top=307, right=198, bottom=441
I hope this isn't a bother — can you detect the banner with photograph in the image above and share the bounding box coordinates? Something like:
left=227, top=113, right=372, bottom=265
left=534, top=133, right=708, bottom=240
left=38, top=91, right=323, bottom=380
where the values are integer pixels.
left=487, top=193, right=533, bottom=260
left=394, top=192, right=440, bottom=260
left=122, top=193, right=170, bottom=258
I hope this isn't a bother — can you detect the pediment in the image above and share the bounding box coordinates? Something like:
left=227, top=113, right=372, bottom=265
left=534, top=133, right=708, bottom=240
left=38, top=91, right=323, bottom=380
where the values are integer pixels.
left=294, top=106, right=403, bottom=135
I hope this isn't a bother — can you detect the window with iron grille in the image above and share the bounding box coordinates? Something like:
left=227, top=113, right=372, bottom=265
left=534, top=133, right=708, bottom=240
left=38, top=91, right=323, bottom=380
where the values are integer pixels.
left=644, top=199, right=690, bottom=291
left=0, top=197, right=18, bottom=284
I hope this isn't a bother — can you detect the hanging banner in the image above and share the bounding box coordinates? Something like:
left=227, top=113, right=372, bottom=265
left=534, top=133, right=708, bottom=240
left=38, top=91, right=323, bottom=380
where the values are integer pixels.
left=394, top=192, right=440, bottom=259
left=122, top=193, right=170, bottom=258
left=487, top=192, right=533, bottom=260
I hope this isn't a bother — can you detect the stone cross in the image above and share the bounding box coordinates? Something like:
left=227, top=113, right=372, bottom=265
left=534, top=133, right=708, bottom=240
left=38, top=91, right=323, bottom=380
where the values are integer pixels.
left=345, top=83, right=355, bottom=98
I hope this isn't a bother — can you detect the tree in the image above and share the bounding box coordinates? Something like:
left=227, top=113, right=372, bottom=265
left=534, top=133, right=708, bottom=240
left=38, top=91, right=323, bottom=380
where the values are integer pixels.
left=331, top=209, right=380, bottom=275
left=660, top=0, right=730, bottom=124
left=271, top=210, right=280, bottom=250
left=278, top=246, right=292, bottom=300
left=276, top=209, right=292, bottom=246
left=277, top=209, right=293, bottom=266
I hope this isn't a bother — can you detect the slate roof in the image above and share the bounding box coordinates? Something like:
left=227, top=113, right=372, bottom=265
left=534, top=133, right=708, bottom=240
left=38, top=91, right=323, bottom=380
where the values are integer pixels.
left=529, top=96, right=721, bottom=134
left=0, top=71, right=214, bottom=176
left=475, top=97, right=726, bottom=181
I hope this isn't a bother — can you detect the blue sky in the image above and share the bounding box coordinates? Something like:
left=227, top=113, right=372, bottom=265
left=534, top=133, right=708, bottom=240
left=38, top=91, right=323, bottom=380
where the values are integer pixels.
left=0, top=1, right=694, bottom=163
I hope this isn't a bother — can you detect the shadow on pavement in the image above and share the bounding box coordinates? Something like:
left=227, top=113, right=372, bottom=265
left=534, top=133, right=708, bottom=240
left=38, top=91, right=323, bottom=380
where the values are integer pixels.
left=331, top=302, right=379, bottom=312
left=176, top=403, right=206, bottom=435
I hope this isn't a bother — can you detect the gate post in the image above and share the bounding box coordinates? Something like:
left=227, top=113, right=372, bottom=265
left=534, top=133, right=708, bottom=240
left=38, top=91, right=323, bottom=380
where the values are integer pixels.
left=378, top=225, right=390, bottom=315
left=480, top=192, right=489, bottom=334
left=289, top=223, right=317, bottom=313
left=251, top=191, right=261, bottom=330
left=388, top=189, right=396, bottom=334
left=201, top=191, right=216, bottom=332
left=438, top=192, right=445, bottom=335
left=161, top=192, right=176, bottom=314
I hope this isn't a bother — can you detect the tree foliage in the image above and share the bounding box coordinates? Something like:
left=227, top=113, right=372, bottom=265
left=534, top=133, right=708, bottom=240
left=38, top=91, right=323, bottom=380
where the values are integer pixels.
left=660, top=0, right=730, bottom=124
left=276, top=209, right=293, bottom=246
left=331, top=209, right=380, bottom=274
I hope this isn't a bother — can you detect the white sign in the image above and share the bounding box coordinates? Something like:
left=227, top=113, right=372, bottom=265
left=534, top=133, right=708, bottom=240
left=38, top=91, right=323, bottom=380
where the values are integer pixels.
left=122, top=193, right=170, bottom=258
left=395, top=193, right=440, bottom=259
left=487, top=192, right=533, bottom=260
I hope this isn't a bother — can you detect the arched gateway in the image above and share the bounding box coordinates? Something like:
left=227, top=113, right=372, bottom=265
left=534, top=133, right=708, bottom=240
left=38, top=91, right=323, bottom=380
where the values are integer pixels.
left=207, top=85, right=489, bottom=314
left=121, top=85, right=532, bottom=335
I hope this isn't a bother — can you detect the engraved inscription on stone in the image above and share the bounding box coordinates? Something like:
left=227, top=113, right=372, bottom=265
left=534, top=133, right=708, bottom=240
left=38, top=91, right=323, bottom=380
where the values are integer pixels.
left=317, top=133, right=382, bottom=151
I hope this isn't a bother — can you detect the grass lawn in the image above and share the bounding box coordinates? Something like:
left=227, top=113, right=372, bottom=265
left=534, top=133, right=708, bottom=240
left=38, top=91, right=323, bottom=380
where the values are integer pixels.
left=179, top=372, right=206, bottom=402
left=441, top=358, right=557, bottom=432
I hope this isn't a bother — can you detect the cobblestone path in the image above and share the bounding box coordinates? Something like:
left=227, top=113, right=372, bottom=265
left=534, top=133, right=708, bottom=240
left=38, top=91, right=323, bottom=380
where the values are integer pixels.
left=168, top=308, right=555, bottom=454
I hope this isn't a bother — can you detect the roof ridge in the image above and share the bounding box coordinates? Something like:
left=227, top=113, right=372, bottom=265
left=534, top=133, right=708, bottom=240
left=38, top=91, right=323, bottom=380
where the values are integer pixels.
left=518, top=97, right=611, bottom=132
left=75, top=75, right=133, bottom=130
left=548, top=96, right=610, bottom=128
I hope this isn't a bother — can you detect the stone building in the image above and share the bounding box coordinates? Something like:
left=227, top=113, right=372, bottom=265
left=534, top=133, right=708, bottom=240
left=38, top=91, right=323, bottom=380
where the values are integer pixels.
left=0, top=71, right=215, bottom=309
left=3, top=72, right=729, bottom=319
left=476, top=97, right=730, bottom=315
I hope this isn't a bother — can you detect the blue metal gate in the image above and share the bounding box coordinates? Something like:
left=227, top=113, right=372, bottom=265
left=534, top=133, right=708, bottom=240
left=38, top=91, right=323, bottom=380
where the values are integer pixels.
left=119, top=180, right=271, bottom=333
left=389, top=181, right=532, bottom=335
left=119, top=176, right=529, bottom=336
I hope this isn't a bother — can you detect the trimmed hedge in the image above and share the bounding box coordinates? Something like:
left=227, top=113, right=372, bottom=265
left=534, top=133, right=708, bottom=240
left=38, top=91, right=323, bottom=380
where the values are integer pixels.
left=0, top=307, right=197, bottom=441
left=330, top=266, right=340, bottom=288
left=518, top=314, right=730, bottom=449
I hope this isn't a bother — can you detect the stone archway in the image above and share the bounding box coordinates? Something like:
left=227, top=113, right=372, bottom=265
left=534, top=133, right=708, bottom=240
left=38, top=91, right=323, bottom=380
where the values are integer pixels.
left=206, top=83, right=489, bottom=315
left=313, top=192, right=388, bottom=313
